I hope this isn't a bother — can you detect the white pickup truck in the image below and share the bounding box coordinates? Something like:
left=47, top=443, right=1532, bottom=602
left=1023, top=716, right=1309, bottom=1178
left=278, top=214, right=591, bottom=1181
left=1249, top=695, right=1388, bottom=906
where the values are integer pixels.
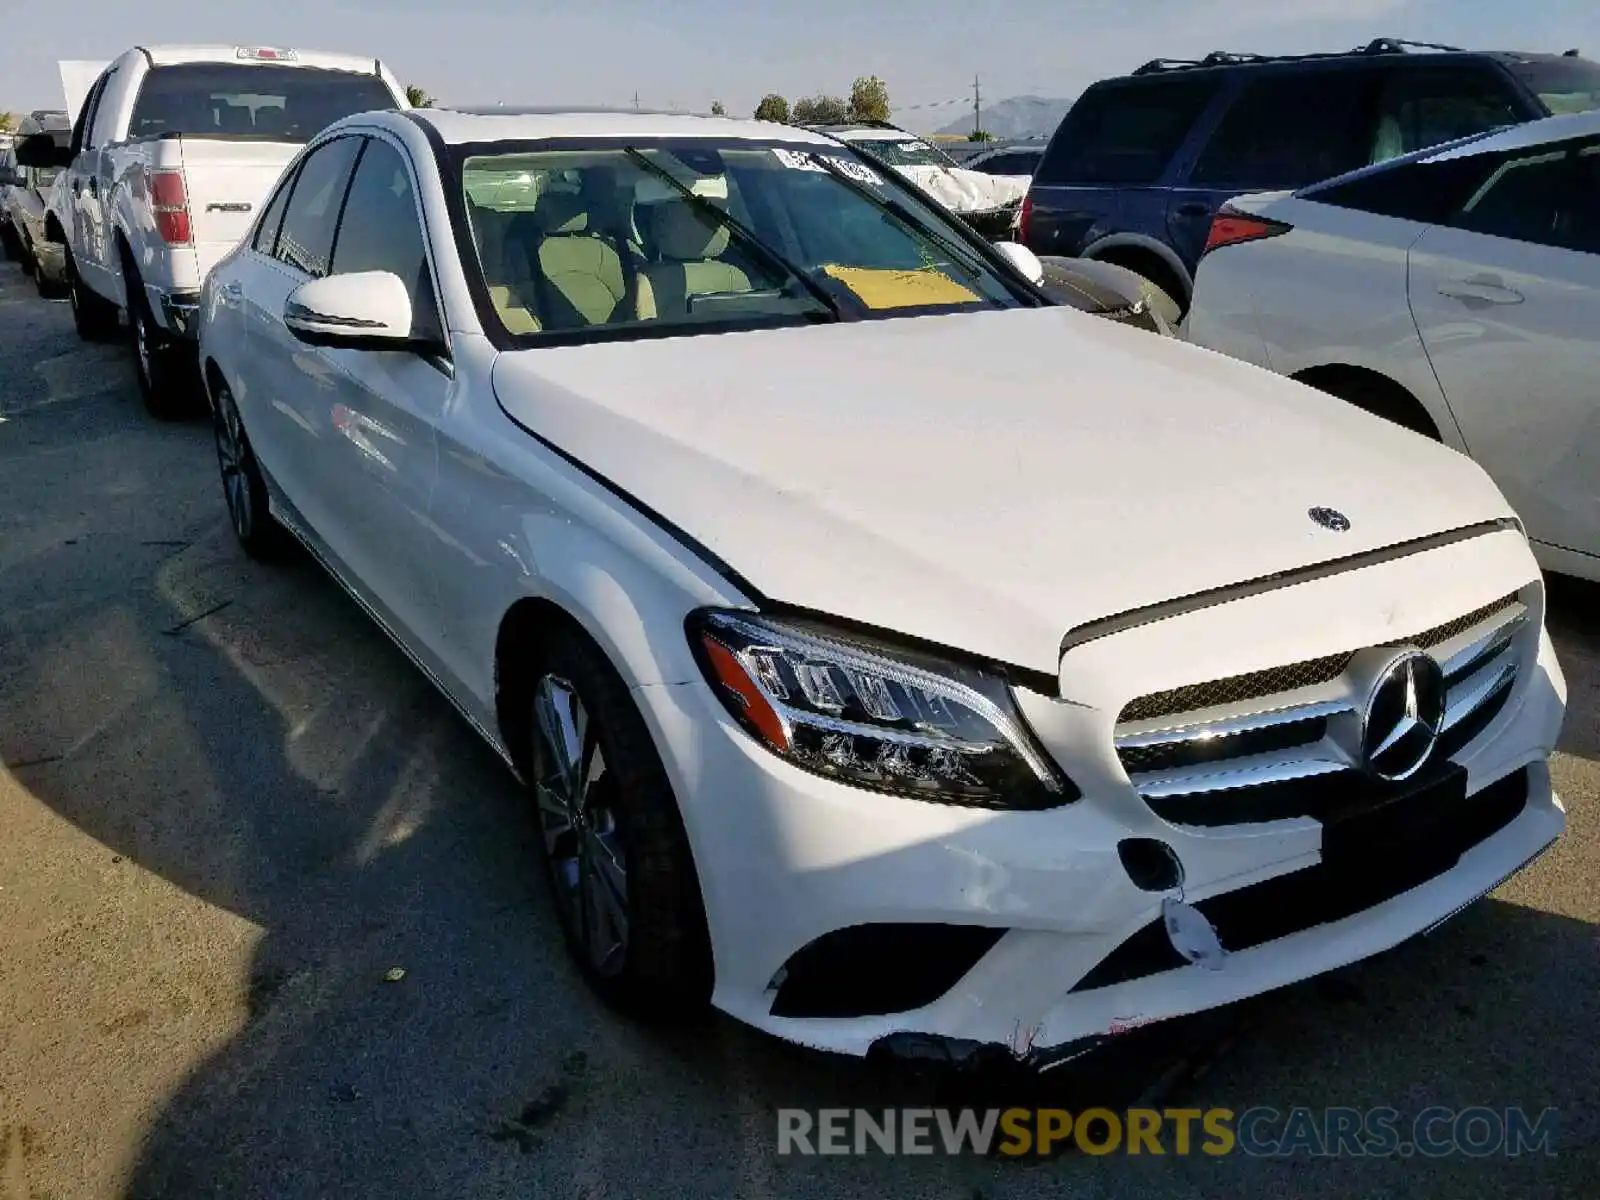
left=16, top=45, right=407, bottom=416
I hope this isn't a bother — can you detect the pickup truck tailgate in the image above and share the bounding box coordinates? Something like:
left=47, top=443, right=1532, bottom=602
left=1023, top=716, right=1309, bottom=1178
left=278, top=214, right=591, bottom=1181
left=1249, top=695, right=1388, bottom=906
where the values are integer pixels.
left=175, top=139, right=302, bottom=277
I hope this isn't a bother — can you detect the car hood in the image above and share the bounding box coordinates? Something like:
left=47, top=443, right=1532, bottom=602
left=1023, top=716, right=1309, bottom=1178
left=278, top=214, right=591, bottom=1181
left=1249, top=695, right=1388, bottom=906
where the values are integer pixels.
left=890, top=163, right=1030, bottom=212
left=491, top=307, right=1517, bottom=675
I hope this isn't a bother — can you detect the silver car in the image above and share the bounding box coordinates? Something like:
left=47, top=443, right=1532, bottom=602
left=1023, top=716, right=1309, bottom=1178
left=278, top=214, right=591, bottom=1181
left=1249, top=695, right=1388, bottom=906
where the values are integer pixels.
left=0, top=111, right=70, bottom=296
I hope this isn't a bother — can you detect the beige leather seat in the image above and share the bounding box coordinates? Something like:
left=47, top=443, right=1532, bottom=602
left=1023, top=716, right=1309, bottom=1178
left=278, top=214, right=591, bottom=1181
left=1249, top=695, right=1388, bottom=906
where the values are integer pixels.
left=474, top=205, right=544, bottom=334
left=637, top=201, right=753, bottom=320
left=480, top=175, right=646, bottom=333
left=529, top=190, right=641, bottom=328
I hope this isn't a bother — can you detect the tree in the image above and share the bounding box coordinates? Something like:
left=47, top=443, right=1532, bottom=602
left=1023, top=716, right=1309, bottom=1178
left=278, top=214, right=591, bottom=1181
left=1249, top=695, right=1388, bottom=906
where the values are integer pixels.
left=404, top=85, right=434, bottom=109
left=967, top=129, right=996, bottom=142
left=847, top=75, right=890, bottom=123
left=0, top=112, right=17, bottom=134
left=791, top=93, right=850, bottom=125
left=753, top=94, right=790, bottom=123
left=710, top=99, right=726, bottom=116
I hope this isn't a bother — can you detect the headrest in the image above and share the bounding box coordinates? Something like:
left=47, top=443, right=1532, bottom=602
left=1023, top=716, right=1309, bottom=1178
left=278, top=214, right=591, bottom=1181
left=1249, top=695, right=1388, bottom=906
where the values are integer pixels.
left=633, top=173, right=730, bottom=204
left=532, top=190, right=589, bottom=234
left=649, top=201, right=730, bottom=261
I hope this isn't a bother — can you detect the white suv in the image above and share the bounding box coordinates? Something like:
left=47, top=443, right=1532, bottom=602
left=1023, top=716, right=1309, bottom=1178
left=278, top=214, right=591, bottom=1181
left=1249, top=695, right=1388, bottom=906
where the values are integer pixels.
left=196, top=107, right=1565, bottom=1068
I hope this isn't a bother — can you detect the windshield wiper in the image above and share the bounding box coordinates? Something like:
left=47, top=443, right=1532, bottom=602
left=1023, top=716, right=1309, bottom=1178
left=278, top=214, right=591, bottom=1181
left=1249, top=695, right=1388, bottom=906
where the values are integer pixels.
left=622, top=147, right=846, bottom=322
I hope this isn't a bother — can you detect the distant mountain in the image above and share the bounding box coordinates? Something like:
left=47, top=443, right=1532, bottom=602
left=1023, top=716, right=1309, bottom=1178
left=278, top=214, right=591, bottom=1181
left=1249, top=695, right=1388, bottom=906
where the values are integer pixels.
left=933, top=94, right=1073, bottom=141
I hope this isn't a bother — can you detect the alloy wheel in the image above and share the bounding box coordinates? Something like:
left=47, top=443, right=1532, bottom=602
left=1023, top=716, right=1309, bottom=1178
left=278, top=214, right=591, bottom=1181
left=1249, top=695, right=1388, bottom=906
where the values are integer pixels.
left=133, top=307, right=153, bottom=386
left=213, top=392, right=252, bottom=538
left=532, top=674, right=630, bottom=977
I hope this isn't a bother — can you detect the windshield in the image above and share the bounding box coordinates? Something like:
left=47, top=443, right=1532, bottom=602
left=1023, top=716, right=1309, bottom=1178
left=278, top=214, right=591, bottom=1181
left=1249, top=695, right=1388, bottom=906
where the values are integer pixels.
left=128, top=64, right=397, bottom=142
left=847, top=136, right=957, bottom=169
left=459, top=140, right=1034, bottom=342
left=1513, top=59, right=1600, bottom=116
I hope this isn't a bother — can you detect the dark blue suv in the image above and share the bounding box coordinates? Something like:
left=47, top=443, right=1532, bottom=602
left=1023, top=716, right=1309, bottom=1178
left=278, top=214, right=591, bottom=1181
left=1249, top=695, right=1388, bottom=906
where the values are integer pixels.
left=1019, top=39, right=1600, bottom=313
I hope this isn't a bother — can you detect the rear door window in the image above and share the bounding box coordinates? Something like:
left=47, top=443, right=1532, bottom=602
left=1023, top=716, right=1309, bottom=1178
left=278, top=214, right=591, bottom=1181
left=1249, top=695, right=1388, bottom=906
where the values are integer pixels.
left=1306, top=154, right=1495, bottom=224
left=1448, top=137, right=1600, bottom=252
left=1557, top=146, right=1600, bottom=253
left=1453, top=148, right=1568, bottom=242
left=1036, top=78, right=1221, bottom=186
left=1189, top=69, right=1380, bottom=189
left=1369, top=65, right=1523, bottom=164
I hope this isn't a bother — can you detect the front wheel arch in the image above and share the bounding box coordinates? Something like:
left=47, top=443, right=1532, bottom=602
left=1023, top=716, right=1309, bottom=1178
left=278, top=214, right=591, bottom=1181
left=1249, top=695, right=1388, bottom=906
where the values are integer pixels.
left=496, top=596, right=715, bottom=1015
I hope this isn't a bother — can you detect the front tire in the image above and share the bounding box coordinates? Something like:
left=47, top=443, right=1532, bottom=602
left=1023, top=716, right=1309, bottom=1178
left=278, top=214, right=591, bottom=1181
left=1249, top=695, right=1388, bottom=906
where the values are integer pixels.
left=212, top=378, right=290, bottom=560
left=524, top=634, right=712, bottom=1018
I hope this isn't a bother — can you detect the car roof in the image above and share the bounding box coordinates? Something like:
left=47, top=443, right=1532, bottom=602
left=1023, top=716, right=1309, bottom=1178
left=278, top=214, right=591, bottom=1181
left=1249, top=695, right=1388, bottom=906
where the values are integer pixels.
left=1418, top=107, right=1600, bottom=159
left=411, top=107, right=842, bottom=146
left=134, top=44, right=383, bottom=73
left=1299, top=106, right=1600, bottom=198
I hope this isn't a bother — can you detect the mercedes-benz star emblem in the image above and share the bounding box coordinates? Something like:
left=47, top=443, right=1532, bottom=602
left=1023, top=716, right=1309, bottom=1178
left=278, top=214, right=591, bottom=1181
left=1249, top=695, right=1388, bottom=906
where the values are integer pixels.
left=1308, top=506, right=1352, bottom=532
left=1360, top=651, right=1446, bottom=782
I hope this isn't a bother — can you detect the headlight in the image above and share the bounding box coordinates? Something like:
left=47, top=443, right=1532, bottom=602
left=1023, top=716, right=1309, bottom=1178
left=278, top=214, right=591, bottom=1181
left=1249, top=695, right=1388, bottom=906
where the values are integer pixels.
left=688, top=610, right=1076, bottom=809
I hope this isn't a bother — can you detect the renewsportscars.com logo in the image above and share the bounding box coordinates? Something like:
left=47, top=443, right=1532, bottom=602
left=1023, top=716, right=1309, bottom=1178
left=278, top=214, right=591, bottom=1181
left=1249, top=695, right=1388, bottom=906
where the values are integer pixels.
left=776, top=1106, right=1559, bottom=1158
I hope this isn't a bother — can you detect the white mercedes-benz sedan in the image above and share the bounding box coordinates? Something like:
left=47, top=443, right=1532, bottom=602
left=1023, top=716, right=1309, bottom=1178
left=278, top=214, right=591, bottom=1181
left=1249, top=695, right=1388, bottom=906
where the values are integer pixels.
left=197, top=106, right=1567, bottom=1069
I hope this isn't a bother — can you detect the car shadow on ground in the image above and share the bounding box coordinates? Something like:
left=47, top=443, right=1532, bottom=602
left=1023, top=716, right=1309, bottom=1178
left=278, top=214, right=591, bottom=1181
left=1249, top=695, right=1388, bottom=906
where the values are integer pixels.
left=0, top=266, right=1594, bottom=1197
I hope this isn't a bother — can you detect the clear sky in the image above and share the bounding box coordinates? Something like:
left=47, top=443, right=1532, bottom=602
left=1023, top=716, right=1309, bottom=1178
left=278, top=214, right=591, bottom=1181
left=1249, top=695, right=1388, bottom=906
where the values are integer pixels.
left=2, top=0, right=1596, bottom=131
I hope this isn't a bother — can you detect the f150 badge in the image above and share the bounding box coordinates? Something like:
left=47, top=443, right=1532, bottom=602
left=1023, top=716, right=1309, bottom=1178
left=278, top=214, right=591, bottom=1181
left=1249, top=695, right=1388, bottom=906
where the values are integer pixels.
left=206, top=202, right=253, bottom=213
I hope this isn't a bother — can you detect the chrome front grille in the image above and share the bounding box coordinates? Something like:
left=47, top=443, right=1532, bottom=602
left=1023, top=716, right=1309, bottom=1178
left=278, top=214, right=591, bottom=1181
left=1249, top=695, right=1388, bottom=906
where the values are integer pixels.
left=1115, top=594, right=1527, bottom=827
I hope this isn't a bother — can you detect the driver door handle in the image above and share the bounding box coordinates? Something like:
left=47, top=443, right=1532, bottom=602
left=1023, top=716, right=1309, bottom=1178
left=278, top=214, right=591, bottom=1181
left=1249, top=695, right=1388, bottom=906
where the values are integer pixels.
left=1437, top=275, right=1524, bottom=306
left=1175, top=201, right=1211, bottom=218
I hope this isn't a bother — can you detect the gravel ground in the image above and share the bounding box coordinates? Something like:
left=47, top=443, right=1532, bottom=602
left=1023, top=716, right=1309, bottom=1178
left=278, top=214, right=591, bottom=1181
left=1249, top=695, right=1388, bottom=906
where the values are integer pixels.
left=0, top=261, right=1596, bottom=1199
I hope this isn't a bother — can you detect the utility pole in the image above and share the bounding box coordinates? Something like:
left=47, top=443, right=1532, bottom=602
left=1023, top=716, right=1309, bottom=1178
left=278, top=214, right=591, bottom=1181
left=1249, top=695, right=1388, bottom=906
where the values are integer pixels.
left=633, top=90, right=641, bottom=112
left=972, top=74, right=982, bottom=139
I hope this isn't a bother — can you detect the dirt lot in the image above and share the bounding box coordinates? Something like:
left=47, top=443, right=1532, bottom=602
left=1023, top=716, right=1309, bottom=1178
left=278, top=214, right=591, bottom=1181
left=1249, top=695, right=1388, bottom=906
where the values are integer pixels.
left=1, top=261, right=1597, bottom=1199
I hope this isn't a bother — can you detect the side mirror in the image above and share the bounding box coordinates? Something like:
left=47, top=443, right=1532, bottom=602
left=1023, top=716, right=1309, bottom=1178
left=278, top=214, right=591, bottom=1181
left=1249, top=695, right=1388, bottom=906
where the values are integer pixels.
left=15, top=133, right=73, bottom=170
left=993, top=240, right=1044, bottom=286
left=284, top=271, right=415, bottom=350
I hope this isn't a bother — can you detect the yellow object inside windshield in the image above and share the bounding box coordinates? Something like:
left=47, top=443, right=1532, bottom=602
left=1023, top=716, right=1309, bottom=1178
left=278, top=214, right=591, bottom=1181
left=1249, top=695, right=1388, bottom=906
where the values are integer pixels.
left=820, top=265, right=980, bottom=310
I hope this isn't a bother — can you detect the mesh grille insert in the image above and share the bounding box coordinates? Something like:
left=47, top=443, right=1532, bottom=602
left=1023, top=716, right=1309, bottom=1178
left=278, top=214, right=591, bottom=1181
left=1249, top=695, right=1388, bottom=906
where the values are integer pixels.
left=1117, top=593, right=1519, bottom=727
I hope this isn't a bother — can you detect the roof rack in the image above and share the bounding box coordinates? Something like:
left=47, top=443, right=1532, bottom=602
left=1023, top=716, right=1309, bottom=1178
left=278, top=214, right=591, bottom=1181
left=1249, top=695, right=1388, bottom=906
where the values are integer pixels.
left=1131, top=37, right=1466, bottom=76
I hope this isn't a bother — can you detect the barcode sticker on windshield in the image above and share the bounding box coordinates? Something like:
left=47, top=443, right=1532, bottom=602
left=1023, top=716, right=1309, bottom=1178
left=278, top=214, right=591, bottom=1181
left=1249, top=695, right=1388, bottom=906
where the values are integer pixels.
left=773, top=148, right=825, bottom=172
left=820, top=156, right=884, bottom=186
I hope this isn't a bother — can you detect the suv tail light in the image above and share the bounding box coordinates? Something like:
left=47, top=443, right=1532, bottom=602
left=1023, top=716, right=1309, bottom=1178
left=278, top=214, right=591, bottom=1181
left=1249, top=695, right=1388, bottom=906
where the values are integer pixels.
left=1017, top=190, right=1034, bottom=245
left=148, top=169, right=192, bottom=245
left=1203, top=208, right=1290, bottom=256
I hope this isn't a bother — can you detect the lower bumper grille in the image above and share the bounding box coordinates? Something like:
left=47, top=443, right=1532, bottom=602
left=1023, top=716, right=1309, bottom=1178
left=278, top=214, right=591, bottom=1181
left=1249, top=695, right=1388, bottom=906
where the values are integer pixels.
left=1071, top=764, right=1531, bottom=994
left=769, top=923, right=1007, bottom=1018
